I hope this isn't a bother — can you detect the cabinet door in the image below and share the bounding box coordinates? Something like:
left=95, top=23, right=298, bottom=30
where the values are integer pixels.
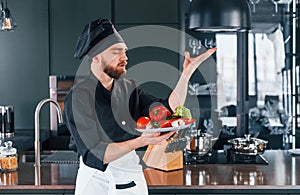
left=49, top=0, right=111, bottom=75
left=115, top=0, right=178, bottom=24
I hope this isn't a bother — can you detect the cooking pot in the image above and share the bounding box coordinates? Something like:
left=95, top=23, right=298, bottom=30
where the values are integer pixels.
left=0, top=106, right=14, bottom=137
left=188, top=131, right=218, bottom=155
left=227, top=134, right=267, bottom=155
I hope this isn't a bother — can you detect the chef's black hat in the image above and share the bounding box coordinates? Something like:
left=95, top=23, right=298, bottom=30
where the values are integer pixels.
left=74, top=18, right=124, bottom=59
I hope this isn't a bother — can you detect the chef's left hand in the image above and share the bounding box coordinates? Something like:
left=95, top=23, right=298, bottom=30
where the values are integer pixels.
left=182, top=48, right=217, bottom=77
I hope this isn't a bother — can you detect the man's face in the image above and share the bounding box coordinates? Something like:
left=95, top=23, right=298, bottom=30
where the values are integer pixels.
left=99, top=43, right=128, bottom=79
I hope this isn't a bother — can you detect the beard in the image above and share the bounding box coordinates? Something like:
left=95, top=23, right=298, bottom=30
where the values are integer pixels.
left=103, top=63, right=126, bottom=79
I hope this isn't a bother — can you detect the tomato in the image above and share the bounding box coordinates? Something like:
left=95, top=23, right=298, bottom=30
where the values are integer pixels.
left=149, top=105, right=172, bottom=122
left=160, top=120, right=172, bottom=128
left=136, top=116, right=151, bottom=129
left=160, top=118, right=196, bottom=128
left=181, top=118, right=196, bottom=125
left=159, top=118, right=180, bottom=128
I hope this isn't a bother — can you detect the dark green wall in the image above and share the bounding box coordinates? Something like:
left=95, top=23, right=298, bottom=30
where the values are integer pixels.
left=114, top=0, right=180, bottom=99
left=0, top=0, right=49, bottom=129
left=0, top=0, right=179, bottom=129
left=49, top=0, right=112, bottom=75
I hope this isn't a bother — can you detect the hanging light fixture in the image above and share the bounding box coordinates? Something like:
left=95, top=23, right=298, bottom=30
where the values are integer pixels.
left=0, top=0, right=16, bottom=31
left=188, top=0, right=252, bottom=137
left=189, top=0, right=251, bottom=32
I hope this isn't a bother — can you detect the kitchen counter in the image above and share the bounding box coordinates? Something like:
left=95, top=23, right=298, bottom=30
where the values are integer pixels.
left=145, top=150, right=300, bottom=194
left=0, top=150, right=299, bottom=194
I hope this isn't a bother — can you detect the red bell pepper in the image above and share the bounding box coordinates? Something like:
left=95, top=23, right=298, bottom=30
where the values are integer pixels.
left=149, top=105, right=172, bottom=122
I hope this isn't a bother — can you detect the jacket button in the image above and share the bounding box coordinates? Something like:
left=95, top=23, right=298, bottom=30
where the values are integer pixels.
left=121, top=121, right=126, bottom=126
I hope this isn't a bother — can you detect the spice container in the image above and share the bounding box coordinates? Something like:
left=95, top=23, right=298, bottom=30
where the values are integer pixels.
left=0, top=141, right=18, bottom=171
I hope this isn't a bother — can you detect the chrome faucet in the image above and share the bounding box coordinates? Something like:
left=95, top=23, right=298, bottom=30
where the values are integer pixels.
left=34, top=98, right=63, bottom=185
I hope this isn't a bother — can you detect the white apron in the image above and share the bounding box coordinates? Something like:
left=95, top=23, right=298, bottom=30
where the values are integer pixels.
left=74, top=151, right=148, bottom=195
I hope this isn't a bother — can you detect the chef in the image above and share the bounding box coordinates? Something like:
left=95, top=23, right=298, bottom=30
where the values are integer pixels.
left=63, top=18, right=216, bottom=195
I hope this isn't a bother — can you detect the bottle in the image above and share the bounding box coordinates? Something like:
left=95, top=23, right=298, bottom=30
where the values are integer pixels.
left=0, top=141, right=18, bottom=171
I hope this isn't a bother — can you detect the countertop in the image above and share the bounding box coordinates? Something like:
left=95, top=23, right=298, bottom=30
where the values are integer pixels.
left=0, top=150, right=300, bottom=194
left=145, top=150, right=300, bottom=193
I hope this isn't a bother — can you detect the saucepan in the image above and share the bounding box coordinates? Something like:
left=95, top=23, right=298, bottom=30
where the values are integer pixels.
left=188, top=131, right=218, bottom=155
left=227, top=134, right=268, bottom=155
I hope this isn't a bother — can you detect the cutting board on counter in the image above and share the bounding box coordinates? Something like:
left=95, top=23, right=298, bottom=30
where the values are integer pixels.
left=142, top=142, right=183, bottom=171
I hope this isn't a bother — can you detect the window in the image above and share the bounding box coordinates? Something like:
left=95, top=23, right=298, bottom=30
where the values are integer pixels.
left=216, top=32, right=283, bottom=109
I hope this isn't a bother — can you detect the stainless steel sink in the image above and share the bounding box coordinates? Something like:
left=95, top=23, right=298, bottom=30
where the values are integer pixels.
left=19, top=150, right=50, bottom=163
left=19, top=150, right=79, bottom=164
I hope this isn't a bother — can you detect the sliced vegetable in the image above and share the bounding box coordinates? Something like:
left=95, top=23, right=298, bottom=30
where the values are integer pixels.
left=160, top=118, right=183, bottom=128
left=181, top=118, right=196, bottom=125
left=160, top=120, right=173, bottom=128
left=171, top=119, right=185, bottom=127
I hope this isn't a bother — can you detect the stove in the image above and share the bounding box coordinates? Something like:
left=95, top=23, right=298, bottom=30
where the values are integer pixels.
left=184, top=149, right=268, bottom=165
left=225, top=148, right=269, bottom=164
left=184, top=150, right=212, bottom=164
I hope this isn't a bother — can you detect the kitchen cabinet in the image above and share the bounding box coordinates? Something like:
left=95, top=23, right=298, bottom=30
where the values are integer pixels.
left=0, top=190, right=293, bottom=195
left=148, top=190, right=291, bottom=195
left=2, top=150, right=299, bottom=195
left=173, top=194, right=287, bottom=195
left=0, top=190, right=73, bottom=195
